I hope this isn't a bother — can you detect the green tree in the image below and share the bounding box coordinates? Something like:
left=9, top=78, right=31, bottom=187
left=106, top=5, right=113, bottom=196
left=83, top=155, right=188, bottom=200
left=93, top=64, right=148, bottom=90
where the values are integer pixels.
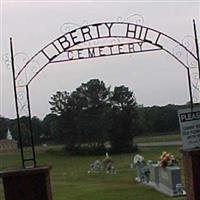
left=49, top=80, right=140, bottom=154
left=9, top=116, right=30, bottom=146
left=109, top=86, right=139, bottom=152
left=8, top=116, right=43, bottom=145
left=49, top=79, right=111, bottom=151
left=139, top=104, right=180, bottom=134
left=49, top=91, right=70, bottom=115
left=74, top=79, right=110, bottom=147
left=42, top=114, right=59, bottom=142
left=31, top=116, right=43, bottom=144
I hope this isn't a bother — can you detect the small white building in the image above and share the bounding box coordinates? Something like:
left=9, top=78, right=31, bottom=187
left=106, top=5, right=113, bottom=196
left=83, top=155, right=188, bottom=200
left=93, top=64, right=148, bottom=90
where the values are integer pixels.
left=0, top=129, right=18, bottom=152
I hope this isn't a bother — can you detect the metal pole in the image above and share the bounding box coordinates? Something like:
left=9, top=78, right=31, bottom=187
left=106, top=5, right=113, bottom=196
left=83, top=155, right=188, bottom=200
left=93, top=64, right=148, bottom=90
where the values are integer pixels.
left=26, top=85, right=36, bottom=167
left=10, top=37, right=25, bottom=168
left=187, top=67, right=194, bottom=109
left=193, top=19, right=200, bottom=79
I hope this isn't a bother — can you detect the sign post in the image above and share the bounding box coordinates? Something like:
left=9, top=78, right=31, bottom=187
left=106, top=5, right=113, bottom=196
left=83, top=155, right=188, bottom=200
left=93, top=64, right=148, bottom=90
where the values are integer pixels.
left=178, top=107, right=200, bottom=200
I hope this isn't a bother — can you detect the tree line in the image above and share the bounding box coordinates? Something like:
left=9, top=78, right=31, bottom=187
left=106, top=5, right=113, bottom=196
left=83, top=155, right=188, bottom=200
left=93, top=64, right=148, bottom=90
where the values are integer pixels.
left=0, top=79, right=187, bottom=154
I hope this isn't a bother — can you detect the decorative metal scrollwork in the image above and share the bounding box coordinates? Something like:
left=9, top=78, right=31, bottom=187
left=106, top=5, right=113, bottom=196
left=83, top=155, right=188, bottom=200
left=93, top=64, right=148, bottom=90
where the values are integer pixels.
left=60, top=20, right=89, bottom=34
left=2, top=52, right=30, bottom=75
left=2, top=51, right=30, bottom=116
left=117, top=14, right=144, bottom=25
left=170, top=33, right=200, bottom=102
left=17, top=87, right=28, bottom=115
left=14, top=52, right=30, bottom=74
left=2, top=53, right=11, bottom=70
left=172, top=35, right=197, bottom=68
left=126, top=14, right=145, bottom=25
left=182, top=35, right=195, bottom=52
left=60, top=22, right=80, bottom=34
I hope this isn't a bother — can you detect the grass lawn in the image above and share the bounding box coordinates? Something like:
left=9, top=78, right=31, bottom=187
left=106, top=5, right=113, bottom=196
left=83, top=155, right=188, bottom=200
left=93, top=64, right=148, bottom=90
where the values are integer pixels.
left=135, top=134, right=181, bottom=143
left=0, top=146, right=186, bottom=200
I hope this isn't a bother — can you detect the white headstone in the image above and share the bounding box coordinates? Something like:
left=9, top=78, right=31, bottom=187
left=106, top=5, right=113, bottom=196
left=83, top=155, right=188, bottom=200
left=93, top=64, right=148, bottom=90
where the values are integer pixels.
left=106, top=152, right=109, bottom=158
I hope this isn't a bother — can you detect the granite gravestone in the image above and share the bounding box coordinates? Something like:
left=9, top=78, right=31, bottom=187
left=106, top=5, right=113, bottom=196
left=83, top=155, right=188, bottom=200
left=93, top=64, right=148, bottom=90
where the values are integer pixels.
left=158, top=166, right=182, bottom=196
left=148, top=163, right=159, bottom=185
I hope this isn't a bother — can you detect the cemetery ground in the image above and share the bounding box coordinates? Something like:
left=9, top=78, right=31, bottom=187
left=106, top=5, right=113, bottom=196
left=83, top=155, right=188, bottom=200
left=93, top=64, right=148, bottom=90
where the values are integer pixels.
left=0, top=145, right=185, bottom=200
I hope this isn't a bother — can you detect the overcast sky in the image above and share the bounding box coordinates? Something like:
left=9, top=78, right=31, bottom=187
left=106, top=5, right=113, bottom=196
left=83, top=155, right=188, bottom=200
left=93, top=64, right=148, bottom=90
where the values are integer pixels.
left=1, top=0, right=200, bottom=119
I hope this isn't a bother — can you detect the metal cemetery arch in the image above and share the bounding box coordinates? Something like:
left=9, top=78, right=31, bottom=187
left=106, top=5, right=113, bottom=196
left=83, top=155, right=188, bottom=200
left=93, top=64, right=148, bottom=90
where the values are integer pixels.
left=10, top=21, right=200, bottom=168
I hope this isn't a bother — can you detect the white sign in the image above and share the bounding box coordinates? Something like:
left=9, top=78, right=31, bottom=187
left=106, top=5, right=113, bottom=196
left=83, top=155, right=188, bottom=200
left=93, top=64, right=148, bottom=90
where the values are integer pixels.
left=178, top=107, right=200, bottom=150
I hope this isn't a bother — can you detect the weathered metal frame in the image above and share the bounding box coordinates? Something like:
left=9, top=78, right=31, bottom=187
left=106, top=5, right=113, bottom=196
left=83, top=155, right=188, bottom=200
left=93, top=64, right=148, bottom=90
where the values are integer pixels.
left=10, top=21, right=200, bottom=168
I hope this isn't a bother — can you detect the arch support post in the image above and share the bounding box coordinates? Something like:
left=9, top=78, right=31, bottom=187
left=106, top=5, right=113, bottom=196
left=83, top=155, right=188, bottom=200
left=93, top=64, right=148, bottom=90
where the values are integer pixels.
left=26, top=85, right=37, bottom=167
left=193, top=19, right=200, bottom=80
left=10, top=37, right=25, bottom=168
left=186, top=67, right=193, bottom=109
left=0, top=39, right=52, bottom=200
left=10, top=38, right=37, bottom=168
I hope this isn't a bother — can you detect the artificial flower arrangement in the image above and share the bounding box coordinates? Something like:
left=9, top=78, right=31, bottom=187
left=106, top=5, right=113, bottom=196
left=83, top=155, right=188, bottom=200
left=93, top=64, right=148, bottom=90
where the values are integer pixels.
left=103, top=152, right=113, bottom=167
left=133, top=154, right=150, bottom=183
left=133, top=154, right=145, bottom=165
left=159, top=151, right=177, bottom=167
left=103, top=152, right=116, bottom=174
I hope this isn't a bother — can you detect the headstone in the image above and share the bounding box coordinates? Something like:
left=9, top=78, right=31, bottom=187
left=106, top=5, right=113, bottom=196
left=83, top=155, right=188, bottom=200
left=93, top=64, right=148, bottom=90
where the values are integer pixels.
left=43, top=144, right=47, bottom=148
left=134, top=155, right=185, bottom=197
left=148, top=163, right=159, bottom=185
left=135, top=162, right=150, bottom=183
left=88, top=160, right=102, bottom=173
left=130, top=163, right=134, bottom=169
left=158, top=166, right=182, bottom=196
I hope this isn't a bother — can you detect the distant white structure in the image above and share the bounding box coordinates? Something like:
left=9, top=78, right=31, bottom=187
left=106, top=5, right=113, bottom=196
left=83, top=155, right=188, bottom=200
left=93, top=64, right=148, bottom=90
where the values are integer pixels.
left=0, top=129, right=17, bottom=152
left=6, top=129, right=13, bottom=140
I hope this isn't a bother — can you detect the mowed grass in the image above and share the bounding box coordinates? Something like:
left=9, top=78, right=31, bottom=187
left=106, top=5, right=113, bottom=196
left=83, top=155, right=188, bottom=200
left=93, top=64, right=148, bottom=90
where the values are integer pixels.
left=135, top=134, right=181, bottom=143
left=0, top=146, right=186, bottom=200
